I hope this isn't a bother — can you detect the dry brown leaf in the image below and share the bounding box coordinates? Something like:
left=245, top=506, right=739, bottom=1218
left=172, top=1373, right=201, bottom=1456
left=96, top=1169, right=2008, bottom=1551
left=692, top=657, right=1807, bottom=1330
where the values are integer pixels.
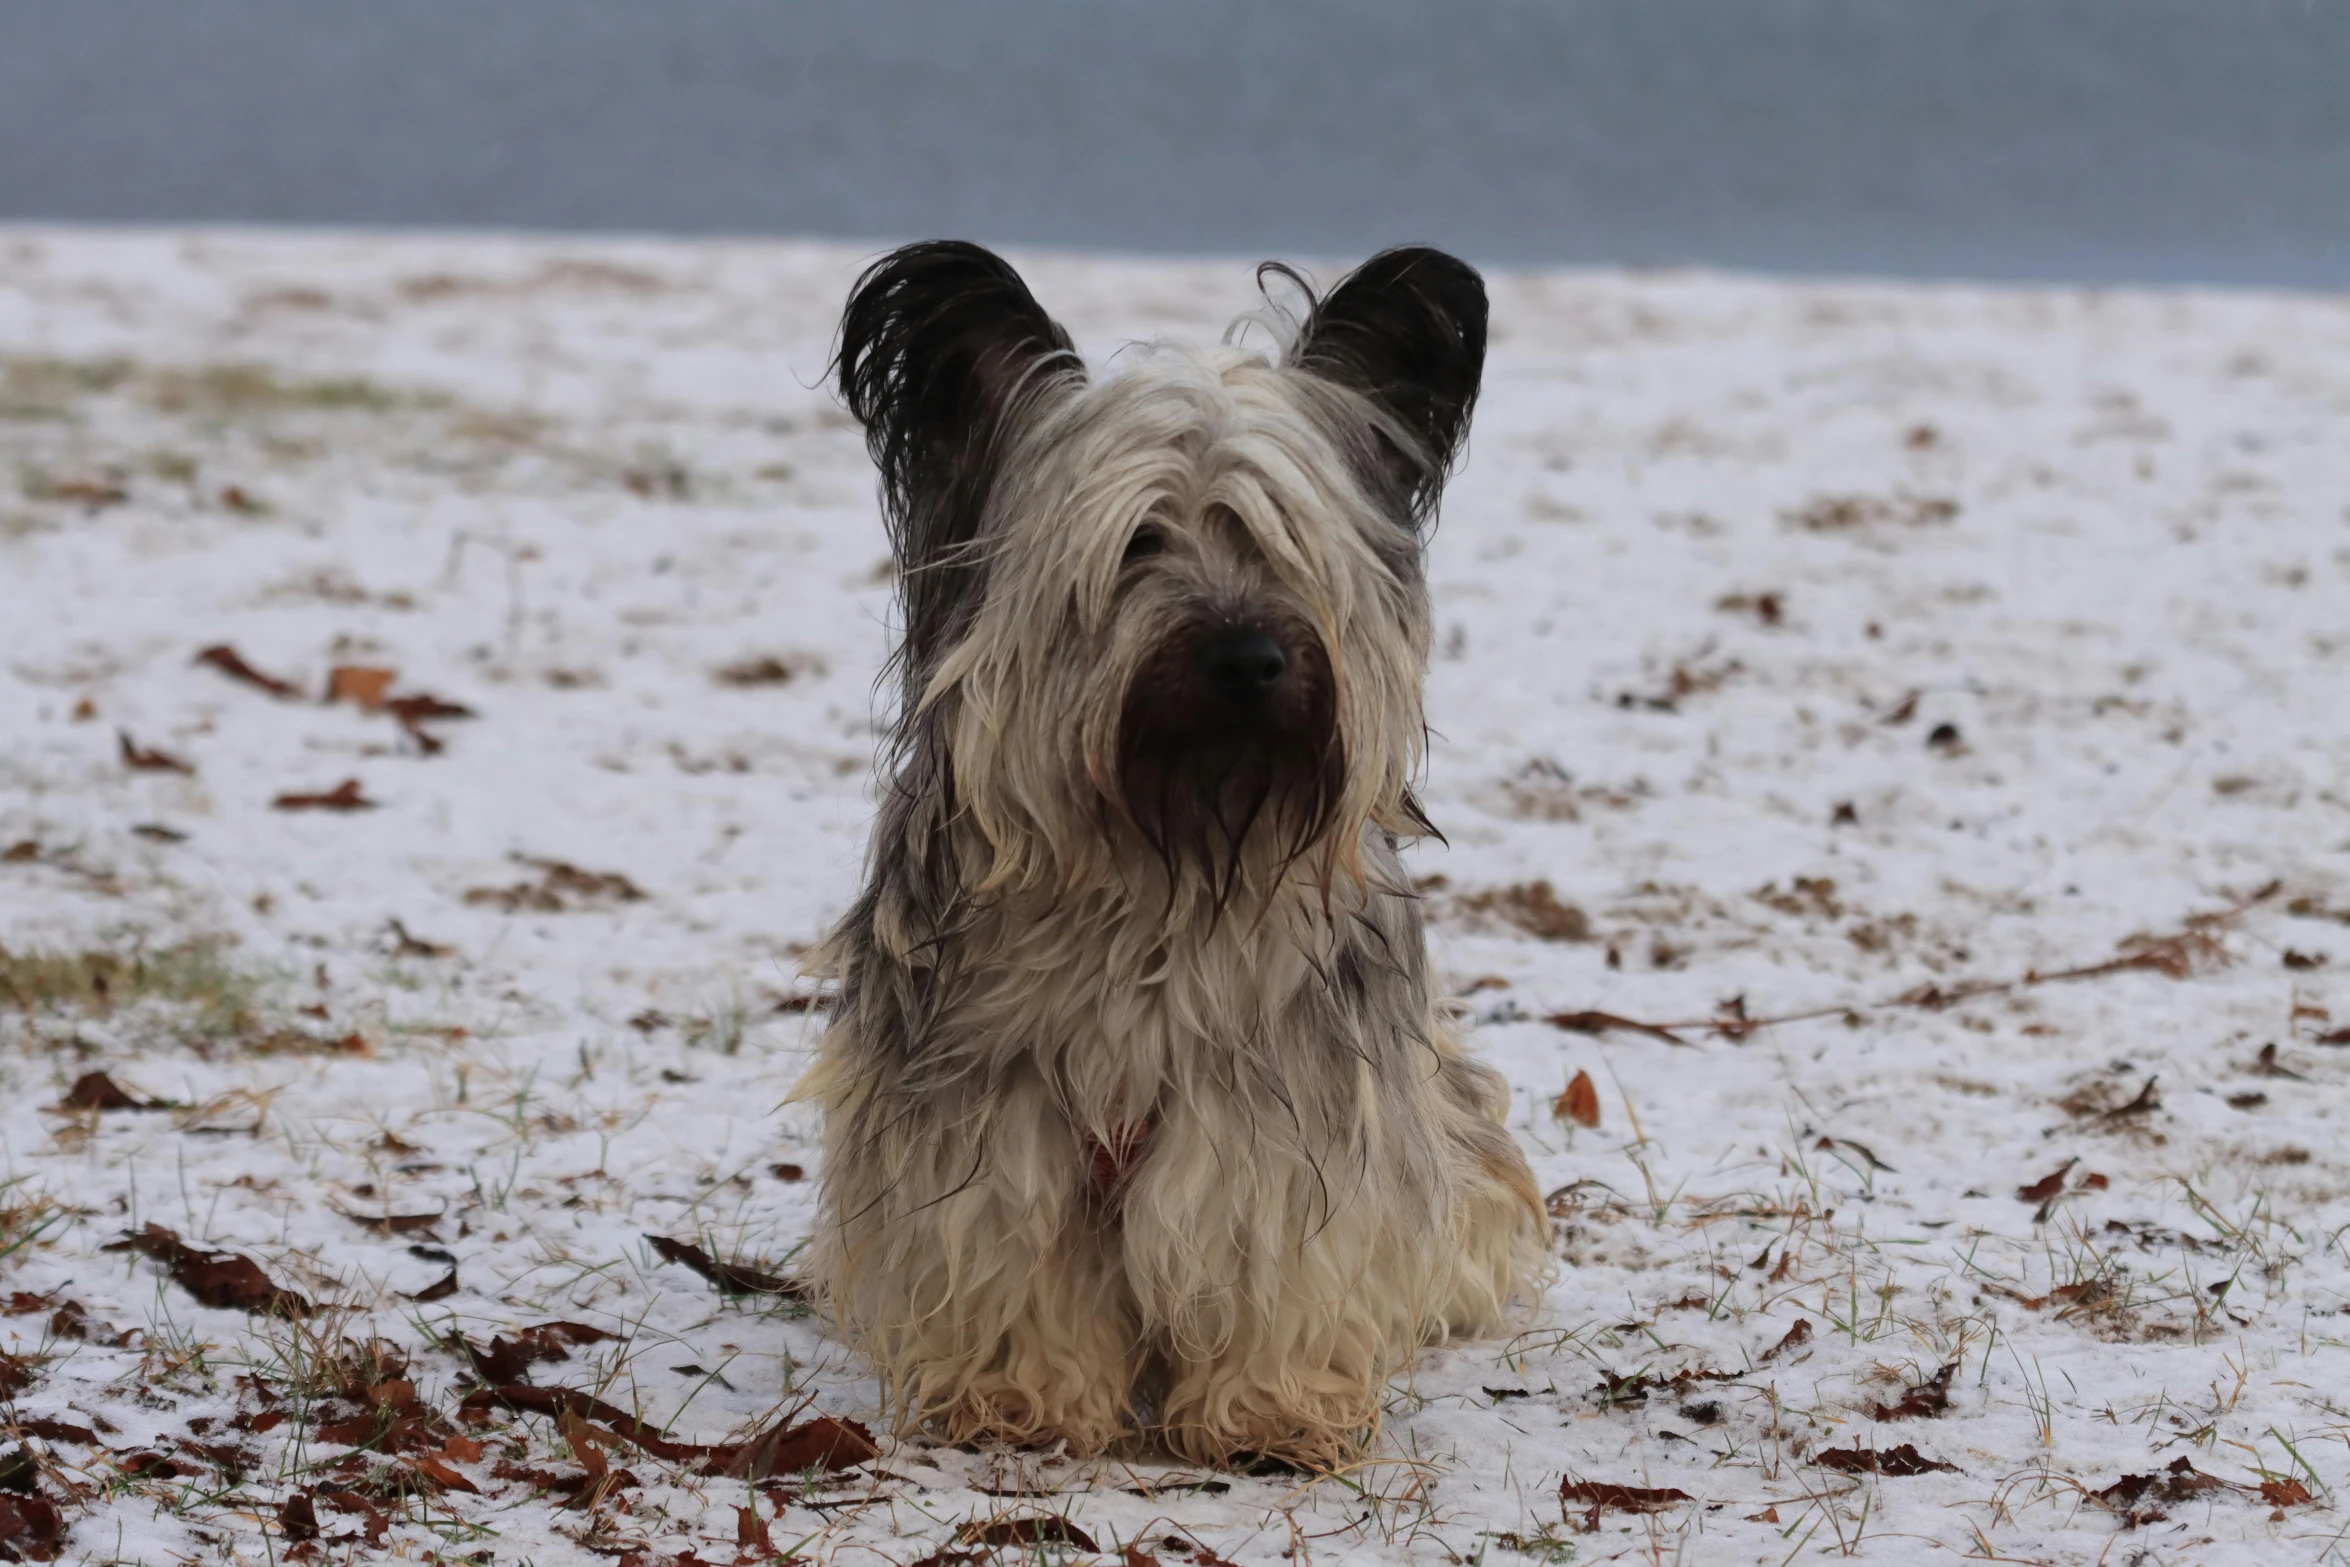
left=403, top=1269, right=459, bottom=1303
left=2015, top=1160, right=2076, bottom=1203
left=1558, top=1478, right=1691, bottom=1512
left=1554, top=1069, right=1601, bottom=1128
left=325, top=665, right=397, bottom=712
left=0, top=1492, right=65, bottom=1561
left=102, top=1224, right=313, bottom=1315
left=50, top=1071, right=169, bottom=1113
left=117, top=731, right=193, bottom=774
left=272, top=779, right=374, bottom=812
left=1456, top=880, right=1592, bottom=941
left=646, top=1234, right=803, bottom=1298
left=1546, top=1009, right=1686, bottom=1046
left=957, top=1518, right=1100, bottom=1551
left=195, top=644, right=301, bottom=699
left=1812, top=1443, right=1958, bottom=1476
left=1872, top=1361, right=1957, bottom=1421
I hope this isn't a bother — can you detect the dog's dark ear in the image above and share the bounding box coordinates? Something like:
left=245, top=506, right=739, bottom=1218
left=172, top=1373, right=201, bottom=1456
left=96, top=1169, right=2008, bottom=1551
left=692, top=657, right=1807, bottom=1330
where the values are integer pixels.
left=835, top=241, right=1082, bottom=683
left=1284, top=246, right=1487, bottom=523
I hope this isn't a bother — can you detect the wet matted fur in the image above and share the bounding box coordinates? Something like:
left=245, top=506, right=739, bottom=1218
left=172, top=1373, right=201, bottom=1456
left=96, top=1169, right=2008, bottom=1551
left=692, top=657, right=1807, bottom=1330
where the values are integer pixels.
left=797, top=241, right=1548, bottom=1466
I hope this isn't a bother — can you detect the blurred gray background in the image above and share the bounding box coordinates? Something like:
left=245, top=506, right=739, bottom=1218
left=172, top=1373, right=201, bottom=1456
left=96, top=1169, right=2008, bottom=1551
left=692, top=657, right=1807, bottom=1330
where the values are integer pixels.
left=3, top=0, right=2346, bottom=285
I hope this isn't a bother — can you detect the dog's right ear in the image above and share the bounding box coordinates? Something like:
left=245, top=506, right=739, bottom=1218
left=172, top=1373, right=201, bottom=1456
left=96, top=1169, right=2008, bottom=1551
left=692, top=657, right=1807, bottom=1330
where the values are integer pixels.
left=835, top=241, right=1083, bottom=681
left=1282, top=246, right=1487, bottom=527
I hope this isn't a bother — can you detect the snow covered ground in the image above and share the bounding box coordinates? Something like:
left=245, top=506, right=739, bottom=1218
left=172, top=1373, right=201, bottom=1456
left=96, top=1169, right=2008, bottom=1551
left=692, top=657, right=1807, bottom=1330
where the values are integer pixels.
left=2, top=227, right=2349, bottom=1566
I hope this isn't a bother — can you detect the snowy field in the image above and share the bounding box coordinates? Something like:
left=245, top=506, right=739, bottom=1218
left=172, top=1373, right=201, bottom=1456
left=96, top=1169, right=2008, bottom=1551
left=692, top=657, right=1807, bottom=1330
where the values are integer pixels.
left=2, top=227, right=2349, bottom=1566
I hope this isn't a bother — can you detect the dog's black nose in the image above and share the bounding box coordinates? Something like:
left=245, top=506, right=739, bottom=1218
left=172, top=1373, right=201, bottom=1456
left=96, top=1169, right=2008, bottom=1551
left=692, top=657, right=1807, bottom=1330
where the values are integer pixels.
left=1203, top=628, right=1286, bottom=703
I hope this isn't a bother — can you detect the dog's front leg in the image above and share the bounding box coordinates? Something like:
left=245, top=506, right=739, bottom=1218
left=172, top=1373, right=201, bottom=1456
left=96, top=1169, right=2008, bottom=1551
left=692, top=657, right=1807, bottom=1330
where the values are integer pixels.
left=813, top=1057, right=1143, bottom=1453
left=1125, top=1100, right=1444, bottom=1467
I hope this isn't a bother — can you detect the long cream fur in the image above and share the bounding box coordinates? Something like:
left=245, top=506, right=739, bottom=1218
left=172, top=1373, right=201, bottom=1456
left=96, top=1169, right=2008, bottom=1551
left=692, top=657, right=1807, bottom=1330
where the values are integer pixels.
left=800, top=247, right=1548, bottom=1466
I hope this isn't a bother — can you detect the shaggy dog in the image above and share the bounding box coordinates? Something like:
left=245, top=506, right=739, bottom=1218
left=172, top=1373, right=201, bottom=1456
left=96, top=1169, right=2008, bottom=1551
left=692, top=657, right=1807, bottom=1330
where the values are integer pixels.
left=799, top=241, right=1546, bottom=1466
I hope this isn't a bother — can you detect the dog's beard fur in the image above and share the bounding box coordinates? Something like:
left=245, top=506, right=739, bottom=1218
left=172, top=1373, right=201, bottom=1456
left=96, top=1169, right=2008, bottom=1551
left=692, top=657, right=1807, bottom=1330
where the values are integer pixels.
left=1114, top=585, right=1341, bottom=903
left=803, top=242, right=1547, bottom=1466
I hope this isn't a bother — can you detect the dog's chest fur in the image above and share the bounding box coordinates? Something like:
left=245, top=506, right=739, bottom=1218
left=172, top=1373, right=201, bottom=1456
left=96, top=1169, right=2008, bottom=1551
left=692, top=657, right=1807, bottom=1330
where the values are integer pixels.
left=925, top=833, right=1425, bottom=1156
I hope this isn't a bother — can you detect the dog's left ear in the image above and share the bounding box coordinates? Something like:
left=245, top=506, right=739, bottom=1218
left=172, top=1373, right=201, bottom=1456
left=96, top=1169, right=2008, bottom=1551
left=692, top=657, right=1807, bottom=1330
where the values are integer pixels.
left=1286, top=246, right=1487, bottom=523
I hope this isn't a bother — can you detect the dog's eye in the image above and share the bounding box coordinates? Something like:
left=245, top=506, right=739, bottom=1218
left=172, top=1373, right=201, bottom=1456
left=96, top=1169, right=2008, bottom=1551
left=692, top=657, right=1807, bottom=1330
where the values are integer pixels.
left=1122, top=525, right=1166, bottom=565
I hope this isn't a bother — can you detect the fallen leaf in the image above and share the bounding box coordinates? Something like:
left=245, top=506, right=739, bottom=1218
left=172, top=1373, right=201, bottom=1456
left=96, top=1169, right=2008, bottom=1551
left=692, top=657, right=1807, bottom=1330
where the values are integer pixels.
left=103, top=1225, right=312, bottom=1315
left=403, top=1269, right=459, bottom=1304
left=1761, top=1319, right=1812, bottom=1362
left=384, top=693, right=474, bottom=724
left=2094, top=1456, right=2227, bottom=1515
left=195, top=644, right=301, bottom=699
left=8, top=1422, right=92, bottom=1449
left=117, top=731, right=193, bottom=774
left=715, top=655, right=815, bottom=688
left=469, top=1382, right=874, bottom=1478
left=646, top=1234, right=803, bottom=1298
left=1812, top=1444, right=1958, bottom=1476
left=957, top=1517, right=1100, bottom=1551
left=47, top=476, right=128, bottom=508
left=0, top=1357, right=28, bottom=1400
left=278, top=1491, right=319, bottom=1542
left=1545, top=1010, right=1686, bottom=1046
left=1872, top=1361, right=1957, bottom=1421
left=1743, top=1505, right=1780, bottom=1523
left=1558, top=1478, right=1691, bottom=1512
left=737, top=1506, right=775, bottom=1553
left=0, top=1492, right=65, bottom=1561
left=2015, top=1160, right=2076, bottom=1203
left=272, top=779, right=374, bottom=812
left=1456, top=880, right=1592, bottom=941
left=769, top=988, right=835, bottom=1013
left=444, top=1320, right=617, bottom=1384
left=50, top=1071, right=169, bottom=1113
left=464, top=855, right=644, bottom=912
left=769, top=1162, right=805, bottom=1182
left=2259, top=1477, right=2313, bottom=1507
left=410, top=1453, right=479, bottom=1494
left=1554, top=1070, right=1601, bottom=1128
left=386, top=919, right=452, bottom=958
left=325, top=666, right=397, bottom=712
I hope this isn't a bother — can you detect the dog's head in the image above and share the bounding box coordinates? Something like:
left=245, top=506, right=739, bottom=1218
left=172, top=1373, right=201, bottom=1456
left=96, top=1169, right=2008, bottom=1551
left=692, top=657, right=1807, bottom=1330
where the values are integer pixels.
left=836, top=242, right=1485, bottom=904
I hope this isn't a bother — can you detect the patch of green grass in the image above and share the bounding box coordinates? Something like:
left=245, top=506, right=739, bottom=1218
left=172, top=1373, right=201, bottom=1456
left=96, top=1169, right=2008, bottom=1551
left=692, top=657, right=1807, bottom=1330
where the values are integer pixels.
left=0, top=939, right=258, bottom=1041
left=0, top=355, right=134, bottom=420
left=146, top=363, right=432, bottom=417
left=0, top=354, right=440, bottom=423
left=0, top=1176, right=64, bottom=1267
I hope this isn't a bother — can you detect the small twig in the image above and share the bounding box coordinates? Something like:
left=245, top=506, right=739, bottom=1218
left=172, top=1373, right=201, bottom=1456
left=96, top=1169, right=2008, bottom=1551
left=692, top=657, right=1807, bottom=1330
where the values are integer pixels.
left=1547, top=882, right=2283, bottom=1045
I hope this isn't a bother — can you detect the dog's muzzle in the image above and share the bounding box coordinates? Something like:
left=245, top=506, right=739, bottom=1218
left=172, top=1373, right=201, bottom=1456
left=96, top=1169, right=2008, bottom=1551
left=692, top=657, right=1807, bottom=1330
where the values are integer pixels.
left=1115, top=614, right=1340, bottom=884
